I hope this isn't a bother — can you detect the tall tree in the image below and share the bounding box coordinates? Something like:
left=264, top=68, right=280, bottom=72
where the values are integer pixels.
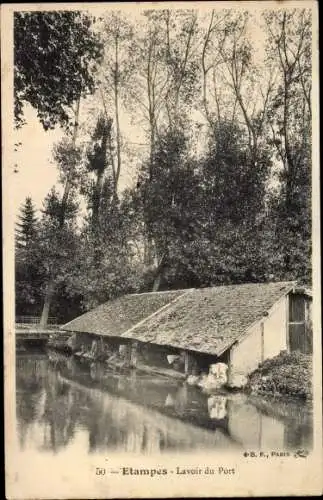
left=130, top=9, right=200, bottom=150
left=264, top=9, right=312, bottom=282
left=15, top=198, right=42, bottom=317
left=84, top=113, right=114, bottom=228
left=98, top=11, right=136, bottom=197
left=126, top=10, right=200, bottom=274
left=202, top=11, right=275, bottom=161
left=39, top=128, right=82, bottom=327
left=37, top=187, right=79, bottom=325
left=15, top=196, right=38, bottom=248
left=133, top=117, right=273, bottom=291
left=135, top=126, right=197, bottom=290
left=14, top=10, right=103, bottom=323
left=14, top=10, right=103, bottom=130
left=66, top=198, right=144, bottom=311
left=189, top=121, right=272, bottom=284
left=162, top=9, right=199, bottom=131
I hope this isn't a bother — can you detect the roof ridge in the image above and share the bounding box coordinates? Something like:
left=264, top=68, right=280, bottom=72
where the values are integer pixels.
left=127, top=288, right=193, bottom=296
left=127, top=281, right=297, bottom=297
left=203, top=280, right=297, bottom=288
left=121, top=289, right=194, bottom=339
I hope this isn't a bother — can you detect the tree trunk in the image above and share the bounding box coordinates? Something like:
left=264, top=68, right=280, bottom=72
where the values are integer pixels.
left=144, top=232, right=154, bottom=268
left=39, top=97, right=81, bottom=326
left=40, top=281, right=55, bottom=328
left=152, top=270, right=162, bottom=292
left=92, top=124, right=108, bottom=228
left=114, top=33, right=122, bottom=190
left=59, top=98, right=81, bottom=227
left=151, top=252, right=166, bottom=291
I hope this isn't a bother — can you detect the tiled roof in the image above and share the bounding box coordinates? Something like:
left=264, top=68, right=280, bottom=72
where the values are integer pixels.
left=62, top=290, right=187, bottom=336
left=119, top=281, right=296, bottom=355
left=63, top=281, right=296, bottom=355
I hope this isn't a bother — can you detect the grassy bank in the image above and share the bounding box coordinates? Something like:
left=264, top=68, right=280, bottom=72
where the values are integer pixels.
left=247, top=351, right=312, bottom=400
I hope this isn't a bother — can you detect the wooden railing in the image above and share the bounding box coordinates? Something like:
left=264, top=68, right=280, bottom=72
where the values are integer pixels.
left=16, top=330, right=54, bottom=340
left=16, top=316, right=58, bottom=325
left=15, top=324, right=61, bottom=331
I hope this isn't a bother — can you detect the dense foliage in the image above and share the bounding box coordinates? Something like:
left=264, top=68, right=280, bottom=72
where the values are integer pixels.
left=14, top=11, right=103, bottom=129
left=14, top=8, right=312, bottom=323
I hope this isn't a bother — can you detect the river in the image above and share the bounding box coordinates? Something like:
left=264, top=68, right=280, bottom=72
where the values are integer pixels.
left=15, top=350, right=313, bottom=456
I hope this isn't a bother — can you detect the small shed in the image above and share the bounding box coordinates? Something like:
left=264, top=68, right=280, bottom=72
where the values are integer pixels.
left=61, top=281, right=312, bottom=383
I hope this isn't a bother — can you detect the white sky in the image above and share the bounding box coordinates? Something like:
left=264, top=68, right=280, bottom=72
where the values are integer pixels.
left=13, top=106, right=63, bottom=215
left=12, top=101, right=146, bottom=217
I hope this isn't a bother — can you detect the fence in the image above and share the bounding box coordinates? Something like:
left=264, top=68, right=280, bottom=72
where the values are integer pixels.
left=16, top=316, right=58, bottom=325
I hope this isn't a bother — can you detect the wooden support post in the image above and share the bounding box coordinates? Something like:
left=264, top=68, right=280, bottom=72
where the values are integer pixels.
left=130, top=342, right=138, bottom=367
left=184, top=351, right=189, bottom=375
left=99, top=336, right=104, bottom=357
left=119, top=343, right=131, bottom=365
left=126, top=343, right=132, bottom=365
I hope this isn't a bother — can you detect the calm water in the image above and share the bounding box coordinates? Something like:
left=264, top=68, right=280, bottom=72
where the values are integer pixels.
left=16, top=351, right=313, bottom=456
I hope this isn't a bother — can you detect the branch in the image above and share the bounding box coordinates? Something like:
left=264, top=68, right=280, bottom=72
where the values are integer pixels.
left=155, top=73, right=171, bottom=109
left=297, top=59, right=312, bottom=119
left=99, top=85, right=118, bottom=195
left=231, top=96, right=238, bottom=124
left=269, top=121, right=287, bottom=172
left=174, top=12, right=197, bottom=111
left=258, top=71, right=276, bottom=135
left=212, top=66, right=222, bottom=123
left=202, top=9, right=215, bottom=126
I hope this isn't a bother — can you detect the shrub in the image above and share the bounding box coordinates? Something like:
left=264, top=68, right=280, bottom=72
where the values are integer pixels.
left=247, top=351, right=312, bottom=400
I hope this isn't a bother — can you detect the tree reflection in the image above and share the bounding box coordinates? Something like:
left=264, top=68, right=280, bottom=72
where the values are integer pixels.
left=16, top=356, right=79, bottom=452
left=40, top=370, right=76, bottom=451
left=16, top=354, right=313, bottom=455
left=16, top=356, right=47, bottom=449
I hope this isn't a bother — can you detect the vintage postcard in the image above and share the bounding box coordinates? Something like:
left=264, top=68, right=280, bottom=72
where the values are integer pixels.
left=2, top=1, right=322, bottom=498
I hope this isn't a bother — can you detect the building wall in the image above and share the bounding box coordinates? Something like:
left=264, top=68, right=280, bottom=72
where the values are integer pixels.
left=229, top=295, right=288, bottom=381
left=263, top=295, right=288, bottom=359
left=229, top=322, right=262, bottom=381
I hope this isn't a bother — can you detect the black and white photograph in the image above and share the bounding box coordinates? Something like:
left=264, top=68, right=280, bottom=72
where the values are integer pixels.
left=3, top=1, right=322, bottom=498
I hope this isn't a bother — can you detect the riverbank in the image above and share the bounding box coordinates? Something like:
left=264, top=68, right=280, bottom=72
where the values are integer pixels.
left=246, top=351, right=312, bottom=400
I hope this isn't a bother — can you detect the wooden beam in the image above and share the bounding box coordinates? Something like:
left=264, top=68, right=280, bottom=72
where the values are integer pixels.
left=184, top=351, right=189, bottom=375
left=260, top=321, right=265, bottom=362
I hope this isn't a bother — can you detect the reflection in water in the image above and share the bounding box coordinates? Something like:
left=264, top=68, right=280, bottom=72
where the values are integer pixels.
left=16, top=353, right=313, bottom=456
left=208, top=395, right=227, bottom=420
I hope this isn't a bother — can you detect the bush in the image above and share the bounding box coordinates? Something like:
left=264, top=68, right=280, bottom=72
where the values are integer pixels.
left=247, top=351, right=312, bottom=400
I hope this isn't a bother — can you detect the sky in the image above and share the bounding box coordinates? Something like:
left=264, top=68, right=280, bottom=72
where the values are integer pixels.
left=12, top=101, right=145, bottom=218
left=13, top=106, right=63, bottom=216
